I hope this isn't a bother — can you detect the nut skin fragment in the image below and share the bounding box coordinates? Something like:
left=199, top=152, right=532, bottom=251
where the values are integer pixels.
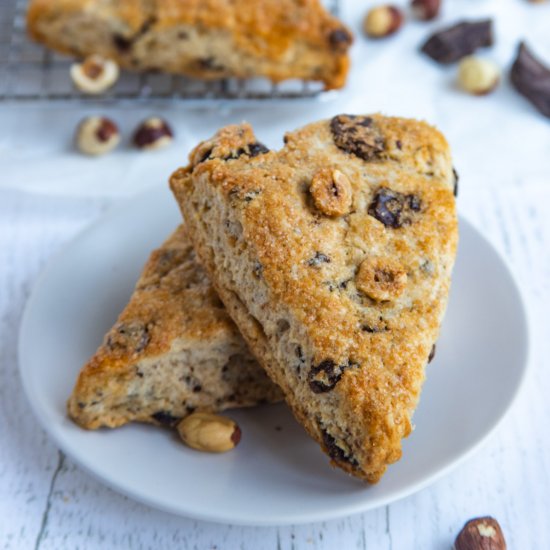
left=510, top=42, right=550, bottom=118
left=363, top=5, right=403, bottom=38
left=411, top=0, right=441, bottom=21
left=310, top=168, right=353, bottom=217
left=455, top=516, right=507, bottom=550
left=70, top=55, right=119, bottom=95
left=421, top=20, right=493, bottom=64
left=356, top=257, right=407, bottom=302
left=133, top=117, right=174, bottom=150
left=75, top=116, right=120, bottom=156
left=177, top=412, right=241, bottom=453
left=458, top=56, right=500, bottom=95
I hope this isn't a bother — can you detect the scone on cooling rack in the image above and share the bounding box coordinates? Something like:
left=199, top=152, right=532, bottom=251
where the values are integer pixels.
left=68, top=224, right=282, bottom=430
left=27, top=0, right=352, bottom=90
left=170, top=115, right=458, bottom=482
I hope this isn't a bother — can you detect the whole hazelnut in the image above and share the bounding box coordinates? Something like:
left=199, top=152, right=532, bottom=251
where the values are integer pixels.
left=133, top=117, right=174, bottom=150
left=457, top=56, right=500, bottom=95
left=75, top=116, right=120, bottom=156
left=363, top=5, right=403, bottom=38
left=411, top=0, right=441, bottom=20
left=177, top=412, right=241, bottom=453
left=455, top=516, right=506, bottom=550
left=70, top=55, right=119, bottom=95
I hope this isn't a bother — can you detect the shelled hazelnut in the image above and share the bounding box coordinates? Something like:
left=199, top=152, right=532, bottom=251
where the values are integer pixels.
left=363, top=5, right=404, bottom=38
left=177, top=412, right=241, bottom=453
left=411, top=0, right=441, bottom=20
left=455, top=517, right=506, bottom=550
left=133, top=117, right=174, bottom=150
left=75, top=116, right=120, bottom=156
left=70, top=55, right=119, bottom=95
left=457, top=56, right=500, bottom=95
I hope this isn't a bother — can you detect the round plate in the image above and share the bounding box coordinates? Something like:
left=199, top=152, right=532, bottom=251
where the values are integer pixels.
left=19, top=186, right=529, bottom=526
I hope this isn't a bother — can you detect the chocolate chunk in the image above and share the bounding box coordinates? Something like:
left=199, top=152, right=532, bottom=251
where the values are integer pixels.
left=510, top=42, right=550, bottom=119
left=453, top=168, right=459, bottom=197
left=197, top=57, right=225, bottom=72
left=113, top=34, right=132, bottom=52
left=151, top=411, right=179, bottom=426
left=368, top=188, right=422, bottom=228
left=307, top=251, right=331, bottom=267
left=106, top=321, right=150, bottom=353
left=328, top=28, right=353, bottom=52
left=308, top=360, right=356, bottom=393
left=421, top=20, right=493, bottom=64
left=223, top=142, right=270, bottom=161
left=321, top=430, right=358, bottom=466
left=330, top=115, right=386, bottom=161
left=428, top=344, right=436, bottom=363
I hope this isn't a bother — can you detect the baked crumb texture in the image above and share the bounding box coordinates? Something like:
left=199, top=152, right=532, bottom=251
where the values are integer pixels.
left=27, top=0, right=352, bottom=90
left=171, top=115, right=458, bottom=482
left=68, top=225, right=282, bottom=430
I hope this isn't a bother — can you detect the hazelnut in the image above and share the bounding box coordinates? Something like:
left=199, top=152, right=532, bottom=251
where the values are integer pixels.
left=177, top=412, right=241, bottom=453
left=363, top=5, right=403, bottom=38
left=411, top=0, right=441, bottom=20
left=133, top=117, right=174, bottom=150
left=356, top=256, right=407, bottom=302
left=70, top=55, right=119, bottom=95
left=457, top=56, right=500, bottom=95
left=75, top=116, right=120, bottom=156
left=310, top=168, right=353, bottom=217
left=455, top=517, right=507, bottom=550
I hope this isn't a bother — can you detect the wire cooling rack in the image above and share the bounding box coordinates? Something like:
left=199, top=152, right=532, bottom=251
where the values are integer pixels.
left=0, top=0, right=340, bottom=104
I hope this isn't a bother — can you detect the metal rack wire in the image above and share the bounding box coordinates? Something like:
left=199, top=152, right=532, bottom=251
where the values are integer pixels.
left=0, top=0, right=340, bottom=104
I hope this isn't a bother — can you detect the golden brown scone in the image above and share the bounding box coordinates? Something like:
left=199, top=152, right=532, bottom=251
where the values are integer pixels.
left=170, top=115, right=458, bottom=482
left=27, top=0, right=352, bottom=90
left=68, top=224, right=282, bottom=430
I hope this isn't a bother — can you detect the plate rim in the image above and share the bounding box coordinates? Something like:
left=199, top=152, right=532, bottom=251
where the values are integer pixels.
left=17, top=186, right=532, bottom=526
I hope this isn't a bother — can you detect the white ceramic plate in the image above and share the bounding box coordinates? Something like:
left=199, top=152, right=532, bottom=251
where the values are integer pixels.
left=19, top=186, right=529, bottom=526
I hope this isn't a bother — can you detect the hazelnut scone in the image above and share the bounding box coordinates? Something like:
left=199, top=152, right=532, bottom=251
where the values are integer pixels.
left=170, top=115, right=458, bottom=482
left=27, top=0, right=352, bottom=90
left=68, top=224, right=282, bottom=430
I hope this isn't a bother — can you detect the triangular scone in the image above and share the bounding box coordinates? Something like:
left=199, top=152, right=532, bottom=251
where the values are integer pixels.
left=68, top=224, right=282, bottom=430
left=170, top=115, right=458, bottom=482
left=27, top=0, right=352, bottom=90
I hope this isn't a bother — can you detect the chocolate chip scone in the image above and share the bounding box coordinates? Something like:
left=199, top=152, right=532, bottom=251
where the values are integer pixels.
left=68, top=224, right=282, bottom=430
left=27, top=0, right=352, bottom=90
left=170, top=115, right=458, bottom=482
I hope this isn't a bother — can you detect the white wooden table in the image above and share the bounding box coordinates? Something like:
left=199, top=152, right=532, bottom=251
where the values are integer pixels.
left=2, top=1, right=550, bottom=547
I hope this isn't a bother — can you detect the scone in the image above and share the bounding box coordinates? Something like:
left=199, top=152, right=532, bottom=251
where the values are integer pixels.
left=68, top=224, right=282, bottom=430
left=27, top=0, right=352, bottom=90
left=170, top=115, right=458, bottom=482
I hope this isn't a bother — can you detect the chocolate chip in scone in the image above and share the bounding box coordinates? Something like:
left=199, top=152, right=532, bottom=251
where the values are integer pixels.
left=368, top=188, right=422, bottom=228
left=253, top=261, right=263, bottom=278
left=151, top=411, right=180, bottom=426
left=307, top=251, right=331, bottom=267
left=308, top=360, right=357, bottom=393
left=106, top=321, right=150, bottom=353
left=321, top=430, right=358, bottom=466
left=428, top=344, right=436, bottom=363
left=328, top=28, right=353, bottom=52
left=222, top=141, right=270, bottom=162
left=421, top=19, right=493, bottom=64
left=196, top=56, right=225, bottom=72
left=330, top=115, right=386, bottom=161
left=453, top=167, right=459, bottom=197
left=113, top=34, right=132, bottom=52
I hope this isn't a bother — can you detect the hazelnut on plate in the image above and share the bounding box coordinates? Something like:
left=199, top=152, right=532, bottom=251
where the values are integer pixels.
left=457, top=56, right=500, bottom=95
left=133, top=117, right=174, bottom=150
left=455, top=516, right=507, bottom=550
left=70, top=55, right=119, bottom=95
left=411, top=0, right=441, bottom=21
left=177, top=412, right=241, bottom=453
left=75, top=116, right=120, bottom=156
left=363, top=5, right=403, bottom=38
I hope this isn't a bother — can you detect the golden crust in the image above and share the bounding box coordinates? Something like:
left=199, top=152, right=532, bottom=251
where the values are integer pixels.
left=27, top=0, right=352, bottom=89
left=171, top=115, right=458, bottom=482
left=68, top=224, right=281, bottom=430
